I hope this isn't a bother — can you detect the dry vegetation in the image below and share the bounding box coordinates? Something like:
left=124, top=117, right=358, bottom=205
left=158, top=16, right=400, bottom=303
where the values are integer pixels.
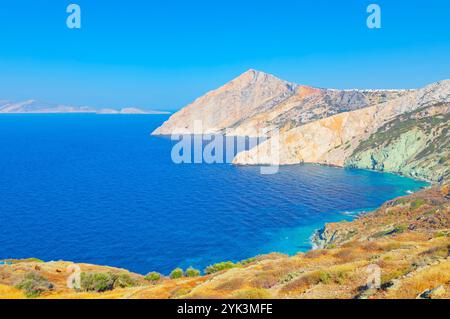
left=1, top=185, right=448, bottom=299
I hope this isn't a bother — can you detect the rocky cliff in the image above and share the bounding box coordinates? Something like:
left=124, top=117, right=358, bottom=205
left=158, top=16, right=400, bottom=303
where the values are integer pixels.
left=152, top=70, right=407, bottom=136
left=346, top=103, right=449, bottom=182
left=152, top=69, right=299, bottom=135
left=152, top=70, right=449, bottom=182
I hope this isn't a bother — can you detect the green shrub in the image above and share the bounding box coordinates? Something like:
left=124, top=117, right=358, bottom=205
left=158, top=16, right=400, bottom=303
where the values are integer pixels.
left=80, top=272, right=137, bottom=292
left=16, top=272, right=53, bottom=298
left=393, top=224, right=407, bottom=234
left=317, top=270, right=349, bottom=285
left=434, top=231, right=448, bottom=238
left=410, top=198, right=426, bottom=209
left=80, top=272, right=115, bottom=292
left=112, top=273, right=137, bottom=289
left=204, top=261, right=236, bottom=274
left=239, top=257, right=257, bottom=266
left=144, top=272, right=162, bottom=283
left=318, top=271, right=332, bottom=284
left=184, top=267, right=200, bottom=277
left=170, top=268, right=184, bottom=279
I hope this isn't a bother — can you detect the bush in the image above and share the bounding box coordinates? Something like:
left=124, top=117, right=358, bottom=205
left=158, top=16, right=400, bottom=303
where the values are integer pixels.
left=112, top=273, right=137, bottom=289
left=239, top=257, right=257, bottom=265
left=170, top=268, right=184, bottom=279
left=80, top=273, right=115, bottom=292
left=145, top=272, right=162, bottom=283
left=204, top=261, right=236, bottom=274
left=80, top=272, right=137, bottom=292
left=393, top=224, right=407, bottom=234
left=16, top=272, right=53, bottom=298
left=280, top=272, right=322, bottom=295
left=185, top=267, right=201, bottom=277
left=318, top=271, right=332, bottom=284
left=410, top=198, right=427, bottom=209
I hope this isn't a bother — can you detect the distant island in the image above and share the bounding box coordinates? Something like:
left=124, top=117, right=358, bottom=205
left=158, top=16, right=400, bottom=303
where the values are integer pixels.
left=0, top=99, right=170, bottom=115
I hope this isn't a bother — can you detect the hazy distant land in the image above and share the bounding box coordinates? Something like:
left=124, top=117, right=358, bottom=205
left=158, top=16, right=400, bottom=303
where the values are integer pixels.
left=0, top=99, right=170, bottom=115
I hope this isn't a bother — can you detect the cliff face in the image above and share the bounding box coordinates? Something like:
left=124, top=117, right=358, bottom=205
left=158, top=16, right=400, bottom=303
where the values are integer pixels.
left=152, top=69, right=298, bottom=135
left=152, top=70, right=407, bottom=136
left=232, top=79, right=450, bottom=182
left=346, top=104, right=449, bottom=182
left=152, top=70, right=449, bottom=181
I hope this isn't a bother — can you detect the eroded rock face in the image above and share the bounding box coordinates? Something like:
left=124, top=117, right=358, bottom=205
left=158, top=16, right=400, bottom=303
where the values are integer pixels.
left=152, top=69, right=298, bottom=135
left=151, top=69, right=408, bottom=137
left=346, top=104, right=450, bottom=182
left=152, top=69, right=449, bottom=182
left=233, top=80, right=450, bottom=182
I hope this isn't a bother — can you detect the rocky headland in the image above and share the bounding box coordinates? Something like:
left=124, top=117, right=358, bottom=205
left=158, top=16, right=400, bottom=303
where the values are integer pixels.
left=153, top=70, right=449, bottom=182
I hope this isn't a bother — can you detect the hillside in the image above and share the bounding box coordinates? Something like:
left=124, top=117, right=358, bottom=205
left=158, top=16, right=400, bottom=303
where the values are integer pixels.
left=151, top=70, right=449, bottom=182
left=152, top=70, right=408, bottom=136
left=231, top=78, right=449, bottom=170
left=1, top=185, right=448, bottom=299
left=346, top=103, right=449, bottom=182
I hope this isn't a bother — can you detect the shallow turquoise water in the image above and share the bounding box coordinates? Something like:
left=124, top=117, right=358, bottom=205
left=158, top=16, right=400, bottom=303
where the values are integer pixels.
left=0, top=114, right=428, bottom=274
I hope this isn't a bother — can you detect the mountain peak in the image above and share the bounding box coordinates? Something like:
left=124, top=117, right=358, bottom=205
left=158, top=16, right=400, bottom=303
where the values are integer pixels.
left=230, top=69, right=294, bottom=89
left=239, top=68, right=278, bottom=79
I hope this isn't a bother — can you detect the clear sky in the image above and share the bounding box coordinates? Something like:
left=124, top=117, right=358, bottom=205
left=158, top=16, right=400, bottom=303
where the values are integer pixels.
left=0, top=0, right=449, bottom=111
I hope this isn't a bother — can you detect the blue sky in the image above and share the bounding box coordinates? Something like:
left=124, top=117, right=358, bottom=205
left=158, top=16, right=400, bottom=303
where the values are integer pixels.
left=0, top=0, right=449, bottom=111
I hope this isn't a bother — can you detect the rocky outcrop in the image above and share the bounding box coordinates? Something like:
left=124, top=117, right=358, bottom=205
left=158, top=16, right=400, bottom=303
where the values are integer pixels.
left=346, top=103, right=449, bottom=182
left=152, top=69, right=298, bottom=135
left=152, top=69, right=408, bottom=136
left=232, top=80, right=450, bottom=182
left=151, top=69, right=449, bottom=182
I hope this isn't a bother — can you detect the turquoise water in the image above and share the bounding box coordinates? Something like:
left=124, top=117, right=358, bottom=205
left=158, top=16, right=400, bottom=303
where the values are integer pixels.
left=0, top=114, right=428, bottom=274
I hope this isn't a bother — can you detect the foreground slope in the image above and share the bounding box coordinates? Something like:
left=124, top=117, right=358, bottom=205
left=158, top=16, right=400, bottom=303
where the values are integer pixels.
left=1, top=185, right=448, bottom=299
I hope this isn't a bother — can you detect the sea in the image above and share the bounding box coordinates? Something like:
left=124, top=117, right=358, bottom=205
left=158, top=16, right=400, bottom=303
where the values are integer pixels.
left=0, top=114, right=428, bottom=274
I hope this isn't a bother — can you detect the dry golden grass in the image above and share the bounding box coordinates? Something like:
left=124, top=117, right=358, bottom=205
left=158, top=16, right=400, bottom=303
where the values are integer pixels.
left=384, top=260, right=450, bottom=299
left=0, top=284, right=24, bottom=299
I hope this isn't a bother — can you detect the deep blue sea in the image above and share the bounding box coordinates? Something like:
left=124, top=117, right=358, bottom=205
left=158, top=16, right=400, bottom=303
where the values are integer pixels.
left=0, top=115, right=428, bottom=274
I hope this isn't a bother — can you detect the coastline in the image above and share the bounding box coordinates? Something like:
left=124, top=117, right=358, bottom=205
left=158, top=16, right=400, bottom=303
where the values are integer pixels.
left=311, top=173, right=433, bottom=250
left=2, top=168, right=434, bottom=271
left=1, top=183, right=448, bottom=299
